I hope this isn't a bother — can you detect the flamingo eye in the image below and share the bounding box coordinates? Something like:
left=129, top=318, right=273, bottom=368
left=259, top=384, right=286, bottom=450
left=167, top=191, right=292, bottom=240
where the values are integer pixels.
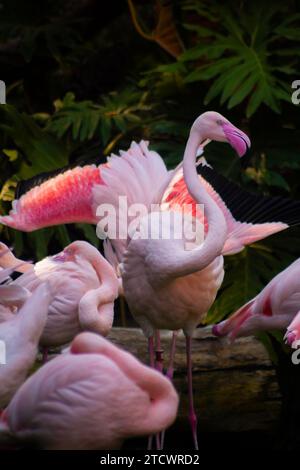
left=216, top=119, right=224, bottom=126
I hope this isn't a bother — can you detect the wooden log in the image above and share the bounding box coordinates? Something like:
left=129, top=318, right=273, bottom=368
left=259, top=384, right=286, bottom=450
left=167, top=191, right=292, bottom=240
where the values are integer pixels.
left=107, top=327, right=281, bottom=433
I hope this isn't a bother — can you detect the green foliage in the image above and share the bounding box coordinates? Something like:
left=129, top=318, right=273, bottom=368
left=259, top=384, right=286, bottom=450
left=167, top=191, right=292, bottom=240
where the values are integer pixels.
left=178, top=1, right=300, bottom=116
left=46, top=89, right=151, bottom=146
left=139, top=0, right=300, bottom=118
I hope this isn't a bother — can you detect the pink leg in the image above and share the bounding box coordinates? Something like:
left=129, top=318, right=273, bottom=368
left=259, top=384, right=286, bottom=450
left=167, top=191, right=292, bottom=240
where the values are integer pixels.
left=161, top=330, right=178, bottom=449
left=186, top=335, right=199, bottom=450
left=155, top=330, right=164, bottom=373
left=154, top=331, right=162, bottom=450
left=147, top=336, right=155, bottom=450
left=146, top=334, right=162, bottom=450
left=42, top=347, right=48, bottom=364
left=166, top=331, right=178, bottom=381
left=148, top=336, right=155, bottom=368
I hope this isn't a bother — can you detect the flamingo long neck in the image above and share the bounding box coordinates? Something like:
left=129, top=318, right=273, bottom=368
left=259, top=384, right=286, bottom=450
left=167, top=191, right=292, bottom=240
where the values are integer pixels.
left=92, top=254, right=118, bottom=287
left=164, top=129, right=227, bottom=277
left=79, top=252, right=118, bottom=335
left=78, top=284, right=116, bottom=336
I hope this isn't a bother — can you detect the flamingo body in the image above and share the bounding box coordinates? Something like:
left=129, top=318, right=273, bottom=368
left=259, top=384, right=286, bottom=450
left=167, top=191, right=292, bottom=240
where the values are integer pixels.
left=122, top=235, right=224, bottom=336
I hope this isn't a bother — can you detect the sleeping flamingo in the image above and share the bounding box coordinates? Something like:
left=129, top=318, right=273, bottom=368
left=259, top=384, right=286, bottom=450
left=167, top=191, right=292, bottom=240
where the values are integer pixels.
left=212, top=258, right=300, bottom=342
left=0, top=332, right=178, bottom=450
left=0, top=277, right=51, bottom=407
left=13, top=240, right=119, bottom=348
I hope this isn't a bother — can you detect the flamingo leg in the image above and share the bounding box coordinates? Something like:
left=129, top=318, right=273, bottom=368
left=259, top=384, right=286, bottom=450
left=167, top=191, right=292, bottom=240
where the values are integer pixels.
left=154, top=330, right=164, bottom=373
left=147, top=336, right=155, bottom=450
left=152, top=331, right=163, bottom=450
left=148, top=336, right=155, bottom=367
left=186, top=335, right=199, bottom=450
left=166, top=330, right=178, bottom=381
left=42, top=347, right=48, bottom=364
left=161, top=330, right=178, bottom=449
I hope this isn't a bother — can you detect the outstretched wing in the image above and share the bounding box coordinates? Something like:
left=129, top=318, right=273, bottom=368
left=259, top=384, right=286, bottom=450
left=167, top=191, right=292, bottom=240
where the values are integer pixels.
left=0, top=165, right=104, bottom=231
left=161, top=161, right=300, bottom=255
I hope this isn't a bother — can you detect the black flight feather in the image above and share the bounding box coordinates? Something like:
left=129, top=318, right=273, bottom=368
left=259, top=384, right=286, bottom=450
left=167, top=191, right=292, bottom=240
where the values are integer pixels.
left=197, top=164, right=300, bottom=227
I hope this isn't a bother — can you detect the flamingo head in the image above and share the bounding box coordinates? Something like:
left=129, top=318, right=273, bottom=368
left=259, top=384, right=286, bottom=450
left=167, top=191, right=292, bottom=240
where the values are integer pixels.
left=52, top=240, right=94, bottom=263
left=191, top=111, right=251, bottom=157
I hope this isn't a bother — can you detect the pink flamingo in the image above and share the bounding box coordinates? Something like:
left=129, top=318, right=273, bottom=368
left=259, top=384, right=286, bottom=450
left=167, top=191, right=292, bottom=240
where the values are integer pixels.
left=0, top=276, right=51, bottom=407
left=0, top=332, right=178, bottom=450
left=212, top=258, right=300, bottom=342
left=12, top=240, right=120, bottom=348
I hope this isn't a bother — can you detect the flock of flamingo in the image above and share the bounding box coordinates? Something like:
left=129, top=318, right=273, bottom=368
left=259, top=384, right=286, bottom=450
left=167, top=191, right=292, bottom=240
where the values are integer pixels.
left=0, top=111, right=299, bottom=450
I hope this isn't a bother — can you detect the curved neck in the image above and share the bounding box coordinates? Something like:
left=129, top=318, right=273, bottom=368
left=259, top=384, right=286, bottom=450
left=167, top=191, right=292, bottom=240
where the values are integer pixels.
left=79, top=249, right=119, bottom=336
left=91, top=251, right=118, bottom=287
left=78, top=284, right=117, bottom=336
left=160, top=130, right=227, bottom=278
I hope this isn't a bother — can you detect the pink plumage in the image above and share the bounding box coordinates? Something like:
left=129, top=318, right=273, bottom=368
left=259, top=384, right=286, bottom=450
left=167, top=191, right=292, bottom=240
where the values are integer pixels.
left=13, top=240, right=119, bottom=347
left=0, top=332, right=178, bottom=450
left=213, top=258, right=300, bottom=341
left=0, top=165, right=103, bottom=231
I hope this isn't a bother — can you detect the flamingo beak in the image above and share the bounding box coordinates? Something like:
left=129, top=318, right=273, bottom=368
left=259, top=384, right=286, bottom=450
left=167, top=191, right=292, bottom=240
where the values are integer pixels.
left=222, top=123, right=251, bottom=157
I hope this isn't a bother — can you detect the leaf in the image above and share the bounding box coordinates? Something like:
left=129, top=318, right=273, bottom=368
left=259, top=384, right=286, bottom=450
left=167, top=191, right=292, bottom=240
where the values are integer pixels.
left=55, top=225, right=71, bottom=247
left=2, top=149, right=18, bottom=161
left=0, top=105, right=69, bottom=178
left=177, top=1, right=300, bottom=115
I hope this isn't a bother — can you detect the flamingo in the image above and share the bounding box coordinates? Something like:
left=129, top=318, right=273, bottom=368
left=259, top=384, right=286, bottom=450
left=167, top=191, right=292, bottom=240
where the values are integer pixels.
left=0, top=332, right=178, bottom=450
left=0, top=275, right=51, bottom=407
left=12, top=240, right=120, bottom=349
left=212, top=258, right=300, bottom=342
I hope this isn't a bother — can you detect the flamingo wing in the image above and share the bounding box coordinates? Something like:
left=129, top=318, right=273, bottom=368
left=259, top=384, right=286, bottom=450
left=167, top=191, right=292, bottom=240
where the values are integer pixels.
left=162, top=162, right=300, bottom=255
left=0, top=165, right=104, bottom=231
